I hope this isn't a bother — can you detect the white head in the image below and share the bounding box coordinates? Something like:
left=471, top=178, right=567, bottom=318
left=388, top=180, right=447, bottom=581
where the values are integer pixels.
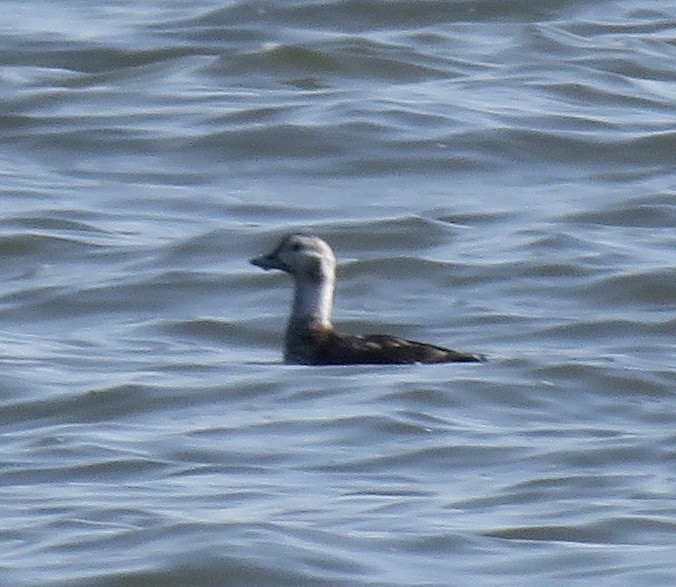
left=251, top=234, right=336, bottom=331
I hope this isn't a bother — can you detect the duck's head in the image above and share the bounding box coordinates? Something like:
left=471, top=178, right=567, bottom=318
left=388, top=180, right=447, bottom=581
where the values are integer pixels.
left=250, top=234, right=336, bottom=282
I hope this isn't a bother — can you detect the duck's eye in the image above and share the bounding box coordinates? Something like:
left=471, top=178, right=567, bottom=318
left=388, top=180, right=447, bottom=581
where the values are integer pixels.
left=291, top=243, right=302, bottom=252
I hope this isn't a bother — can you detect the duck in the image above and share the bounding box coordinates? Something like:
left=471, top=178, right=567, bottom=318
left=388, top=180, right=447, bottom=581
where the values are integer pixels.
left=250, top=233, right=485, bottom=365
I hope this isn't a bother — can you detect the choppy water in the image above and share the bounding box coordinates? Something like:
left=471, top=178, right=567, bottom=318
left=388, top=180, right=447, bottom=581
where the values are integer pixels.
left=1, top=1, right=675, bottom=585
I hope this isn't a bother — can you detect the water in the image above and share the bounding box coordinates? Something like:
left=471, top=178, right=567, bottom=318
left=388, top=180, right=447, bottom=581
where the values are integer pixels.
left=1, top=0, right=674, bottom=585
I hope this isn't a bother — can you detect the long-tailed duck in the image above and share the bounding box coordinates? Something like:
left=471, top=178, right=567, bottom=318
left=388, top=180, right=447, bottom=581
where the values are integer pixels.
left=250, top=234, right=485, bottom=365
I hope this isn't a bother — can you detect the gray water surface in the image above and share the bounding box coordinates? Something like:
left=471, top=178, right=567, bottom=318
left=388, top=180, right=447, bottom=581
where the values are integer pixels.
left=1, top=1, right=674, bottom=585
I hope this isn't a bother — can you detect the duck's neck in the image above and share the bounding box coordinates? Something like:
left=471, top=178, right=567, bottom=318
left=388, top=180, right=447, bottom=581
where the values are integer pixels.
left=284, top=274, right=334, bottom=364
left=283, top=258, right=336, bottom=364
left=288, top=271, right=334, bottom=333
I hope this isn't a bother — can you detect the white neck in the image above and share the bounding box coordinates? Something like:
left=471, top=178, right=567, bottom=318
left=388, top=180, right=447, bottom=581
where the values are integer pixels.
left=288, top=269, right=334, bottom=332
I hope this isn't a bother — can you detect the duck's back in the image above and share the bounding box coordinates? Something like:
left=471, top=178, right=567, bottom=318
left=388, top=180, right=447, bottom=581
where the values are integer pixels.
left=298, top=329, right=484, bottom=365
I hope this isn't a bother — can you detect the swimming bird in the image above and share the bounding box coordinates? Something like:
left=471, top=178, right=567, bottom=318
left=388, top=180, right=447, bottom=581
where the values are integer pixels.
left=250, top=234, right=485, bottom=365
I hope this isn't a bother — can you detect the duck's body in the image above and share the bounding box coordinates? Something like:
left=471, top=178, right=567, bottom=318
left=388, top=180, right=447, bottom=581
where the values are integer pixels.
left=250, top=234, right=485, bottom=365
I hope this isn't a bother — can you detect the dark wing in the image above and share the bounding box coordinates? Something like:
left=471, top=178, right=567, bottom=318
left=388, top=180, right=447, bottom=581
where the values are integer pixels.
left=312, top=331, right=485, bottom=365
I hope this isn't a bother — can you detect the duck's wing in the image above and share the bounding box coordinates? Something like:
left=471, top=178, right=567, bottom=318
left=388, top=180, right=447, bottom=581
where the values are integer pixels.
left=312, top=331, right=485, bottom=365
